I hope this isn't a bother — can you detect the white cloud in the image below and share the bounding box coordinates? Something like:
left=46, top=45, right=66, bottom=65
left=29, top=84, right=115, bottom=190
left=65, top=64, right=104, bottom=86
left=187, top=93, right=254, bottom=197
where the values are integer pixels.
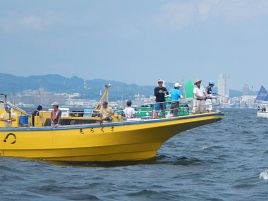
left=0, top=11, right=65, bottom=32
left=197, top=0, right=220, bottom=21
left=19, top=15, right=43, bottom=29
left=0, top=10, right=100, bottom=34
left=156, top=0, right=268, bottom=30
left=218, top=0, right=268, bottom=20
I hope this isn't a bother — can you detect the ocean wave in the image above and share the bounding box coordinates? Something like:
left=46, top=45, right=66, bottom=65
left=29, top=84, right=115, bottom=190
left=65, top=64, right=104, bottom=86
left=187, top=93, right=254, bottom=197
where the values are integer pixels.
left=126, top=189, right=177, bottom=200
left=201, top=145, right=223, bottom=150
left=259, top=169, right=268, bottom=180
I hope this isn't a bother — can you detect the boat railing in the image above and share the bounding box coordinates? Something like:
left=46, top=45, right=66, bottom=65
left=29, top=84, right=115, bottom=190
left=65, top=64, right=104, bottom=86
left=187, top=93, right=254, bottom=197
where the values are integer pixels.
left=0, top=98, right=221, bottom=128
left=7, top=102, right=29, bottom=116
left=117, top=98, right=221, bottom=119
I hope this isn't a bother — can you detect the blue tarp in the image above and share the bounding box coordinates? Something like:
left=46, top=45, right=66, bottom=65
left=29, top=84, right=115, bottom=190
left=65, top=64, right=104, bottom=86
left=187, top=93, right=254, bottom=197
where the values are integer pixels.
left=256, top=86, right=268, bottom=102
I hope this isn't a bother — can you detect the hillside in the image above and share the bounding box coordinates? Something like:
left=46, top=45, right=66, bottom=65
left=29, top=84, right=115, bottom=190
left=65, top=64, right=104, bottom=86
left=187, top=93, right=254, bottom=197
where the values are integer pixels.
left=0, top=73, right=254, bottom=100
left=0, top=73, right=153, bottom=100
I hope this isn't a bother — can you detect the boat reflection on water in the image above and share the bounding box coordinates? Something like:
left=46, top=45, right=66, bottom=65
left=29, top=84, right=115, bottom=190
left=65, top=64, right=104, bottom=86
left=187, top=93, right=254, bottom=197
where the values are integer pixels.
left=45, top=154, right=202, bottom=168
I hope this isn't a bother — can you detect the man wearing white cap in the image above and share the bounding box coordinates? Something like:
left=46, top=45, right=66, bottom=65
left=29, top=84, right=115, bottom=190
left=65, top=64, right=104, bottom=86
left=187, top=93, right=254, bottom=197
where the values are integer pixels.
left=170, top=83, right=183, bottom=116
left=193, top=80, right=206, bottom=114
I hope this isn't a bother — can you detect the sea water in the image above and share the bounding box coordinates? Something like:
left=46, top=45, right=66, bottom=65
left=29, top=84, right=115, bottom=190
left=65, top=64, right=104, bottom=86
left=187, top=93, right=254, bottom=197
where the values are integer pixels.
left=1, top=109, right=268, bottom=201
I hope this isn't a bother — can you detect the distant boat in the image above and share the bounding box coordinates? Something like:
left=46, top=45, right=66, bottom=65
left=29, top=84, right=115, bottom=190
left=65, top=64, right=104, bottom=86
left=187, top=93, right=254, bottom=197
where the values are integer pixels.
left=256, top=86, right=268, bottom=118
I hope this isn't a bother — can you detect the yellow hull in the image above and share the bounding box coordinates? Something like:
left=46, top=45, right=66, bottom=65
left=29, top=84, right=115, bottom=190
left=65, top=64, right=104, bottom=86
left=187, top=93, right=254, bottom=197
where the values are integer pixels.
left=0, top=112, right=223, bottom=162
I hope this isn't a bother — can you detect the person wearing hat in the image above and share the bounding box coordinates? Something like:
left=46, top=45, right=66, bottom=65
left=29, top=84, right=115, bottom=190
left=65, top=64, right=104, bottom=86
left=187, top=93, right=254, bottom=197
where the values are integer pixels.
left=99, top=101, right=114, bottom=122
left=123, top=100, right=135, bottom=119
left=51, top=102, right=62, bottom=127
left=32, top=105, right=43, bottom=127
left=205, top=80, right=216, bottom=112
left=193, top=80, right=206, bottom=114
left=153, top=79, right=169, bottom=119
left=206, top=80, right=215, bottom=95
left=0, top=105, right=17, bottom=127
left=170, top=83, right=183, bottom=116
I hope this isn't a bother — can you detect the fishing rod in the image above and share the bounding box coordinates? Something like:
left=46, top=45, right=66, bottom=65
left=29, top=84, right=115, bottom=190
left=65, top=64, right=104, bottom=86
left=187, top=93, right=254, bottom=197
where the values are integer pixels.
left=0, top=93, right=12, bottom=124
left=0, top=93, right=7, bottom=104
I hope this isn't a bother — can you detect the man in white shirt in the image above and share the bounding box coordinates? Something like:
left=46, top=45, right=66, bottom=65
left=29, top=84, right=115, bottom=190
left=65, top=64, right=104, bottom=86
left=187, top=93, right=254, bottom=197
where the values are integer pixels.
left=123, top=100, right=135, bottom=119
left=193, top=80, right=206, bottom=114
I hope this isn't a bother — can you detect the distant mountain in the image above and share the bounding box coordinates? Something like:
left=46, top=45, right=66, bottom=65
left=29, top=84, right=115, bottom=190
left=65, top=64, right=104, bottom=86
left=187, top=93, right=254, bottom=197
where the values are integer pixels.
left=0, top=73, right=153, bottom=100
left=85, top=79, right=153, bottom=100
left=229, top=89, right=243, bottom=97
left=229, top=89, right=257, bottom=97
left=0, top=73, right=255, bottom=100
left=0, top=73, right=84, bottom=93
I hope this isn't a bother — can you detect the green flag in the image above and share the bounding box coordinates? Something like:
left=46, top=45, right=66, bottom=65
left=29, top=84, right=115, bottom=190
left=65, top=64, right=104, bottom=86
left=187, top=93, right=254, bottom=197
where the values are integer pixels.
left=185, top=80, right=194, bottom=98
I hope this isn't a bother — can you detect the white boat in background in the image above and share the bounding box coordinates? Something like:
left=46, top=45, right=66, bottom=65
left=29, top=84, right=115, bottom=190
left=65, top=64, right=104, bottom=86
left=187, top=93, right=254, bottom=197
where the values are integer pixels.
left=257, top=110, right=268, bottom=118
left=256, top=86, right=268, bottom=118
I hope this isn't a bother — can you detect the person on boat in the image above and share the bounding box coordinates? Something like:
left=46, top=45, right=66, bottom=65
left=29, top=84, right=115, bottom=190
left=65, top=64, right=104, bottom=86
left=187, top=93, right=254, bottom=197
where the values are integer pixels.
left=170, top=83, right=183, bottom=116
left=123, top=100, right=136, bottom=119
left=32, top=105, right=42, bottom=126
left=99, top=101, right=113, bottom=121
left=193, top=80, right=206, bottom=114
left=51, top=102, right=62, bottom=127
left=205, top=80, right=216, bottom=112
left=153, top=79, right=169, bottom=119
left=0, top=105, right=17, bottom=127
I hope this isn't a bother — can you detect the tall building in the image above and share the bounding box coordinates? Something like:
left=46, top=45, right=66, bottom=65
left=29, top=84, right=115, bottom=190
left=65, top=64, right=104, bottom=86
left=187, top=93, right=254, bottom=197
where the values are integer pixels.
left=243, top=83, right=250, bottom=96
left=217, top=74, right=229, bottom=99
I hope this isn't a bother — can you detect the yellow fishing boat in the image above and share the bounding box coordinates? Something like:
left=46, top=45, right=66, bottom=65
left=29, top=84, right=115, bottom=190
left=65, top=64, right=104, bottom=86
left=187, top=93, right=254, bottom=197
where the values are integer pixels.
left=0, top=112, right=223, bottom=162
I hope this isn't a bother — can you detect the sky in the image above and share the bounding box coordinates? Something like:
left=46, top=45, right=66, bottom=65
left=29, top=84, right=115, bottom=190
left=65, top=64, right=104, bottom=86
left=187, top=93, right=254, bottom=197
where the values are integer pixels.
left=0, top=0, right=268, bottom=90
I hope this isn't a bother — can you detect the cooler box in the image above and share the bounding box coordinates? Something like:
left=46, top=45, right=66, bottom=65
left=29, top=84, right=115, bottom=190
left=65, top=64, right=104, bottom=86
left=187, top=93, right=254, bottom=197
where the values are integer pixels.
left=19, top=116, right=29, bottom=126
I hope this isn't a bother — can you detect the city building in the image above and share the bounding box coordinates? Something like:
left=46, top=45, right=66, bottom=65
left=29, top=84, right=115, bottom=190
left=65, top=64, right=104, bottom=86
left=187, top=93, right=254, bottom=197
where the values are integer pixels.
left=243, top=84, right=250, bottom=96
left=11, top=88, right=69, bottom=106
left=217, top=74, right=229, bottom=104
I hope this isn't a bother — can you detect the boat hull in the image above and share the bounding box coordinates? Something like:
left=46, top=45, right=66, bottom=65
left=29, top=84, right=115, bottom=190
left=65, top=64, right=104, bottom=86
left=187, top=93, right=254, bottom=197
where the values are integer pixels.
left=257, top=111, right=268, bottom=118
left=0, top=112, right=223, bottom=162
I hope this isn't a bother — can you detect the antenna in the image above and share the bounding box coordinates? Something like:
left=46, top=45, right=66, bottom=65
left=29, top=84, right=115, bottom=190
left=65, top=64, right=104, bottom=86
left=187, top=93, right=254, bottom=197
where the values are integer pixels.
left=95, top=84, right=112, bottom=111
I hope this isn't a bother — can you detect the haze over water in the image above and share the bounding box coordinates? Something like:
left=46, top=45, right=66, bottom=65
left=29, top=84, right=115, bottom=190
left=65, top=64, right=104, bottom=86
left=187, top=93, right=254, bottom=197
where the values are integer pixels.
left=1, top=109, right=268, bottom=201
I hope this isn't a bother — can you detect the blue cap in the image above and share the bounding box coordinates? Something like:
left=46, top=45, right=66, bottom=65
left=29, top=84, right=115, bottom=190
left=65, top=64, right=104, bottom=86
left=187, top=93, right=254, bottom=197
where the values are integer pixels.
left=5, top=105, right=11, bottom=110
left=209, top=80, right=215, bottom=85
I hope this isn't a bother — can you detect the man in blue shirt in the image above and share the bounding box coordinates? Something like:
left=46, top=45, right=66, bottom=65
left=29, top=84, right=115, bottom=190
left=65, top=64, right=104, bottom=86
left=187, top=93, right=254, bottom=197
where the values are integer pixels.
left=170, top=83, right=183, bottom=116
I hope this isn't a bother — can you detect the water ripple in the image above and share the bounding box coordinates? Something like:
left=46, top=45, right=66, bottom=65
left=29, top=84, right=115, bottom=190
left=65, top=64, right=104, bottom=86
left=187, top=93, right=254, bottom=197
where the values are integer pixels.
left=1, top=109, right=268, bottom=201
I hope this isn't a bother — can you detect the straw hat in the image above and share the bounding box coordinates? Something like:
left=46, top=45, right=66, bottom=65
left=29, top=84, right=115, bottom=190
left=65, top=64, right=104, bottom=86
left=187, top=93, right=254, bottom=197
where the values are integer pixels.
left=194, top=80, right=202, bottom=84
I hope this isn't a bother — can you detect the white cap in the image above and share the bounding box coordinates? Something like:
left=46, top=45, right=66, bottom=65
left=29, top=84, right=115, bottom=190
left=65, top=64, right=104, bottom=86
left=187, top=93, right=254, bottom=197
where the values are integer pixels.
left=174, top=83, right=182, bottom=87
left=51, top=102, right=59, bottom=106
